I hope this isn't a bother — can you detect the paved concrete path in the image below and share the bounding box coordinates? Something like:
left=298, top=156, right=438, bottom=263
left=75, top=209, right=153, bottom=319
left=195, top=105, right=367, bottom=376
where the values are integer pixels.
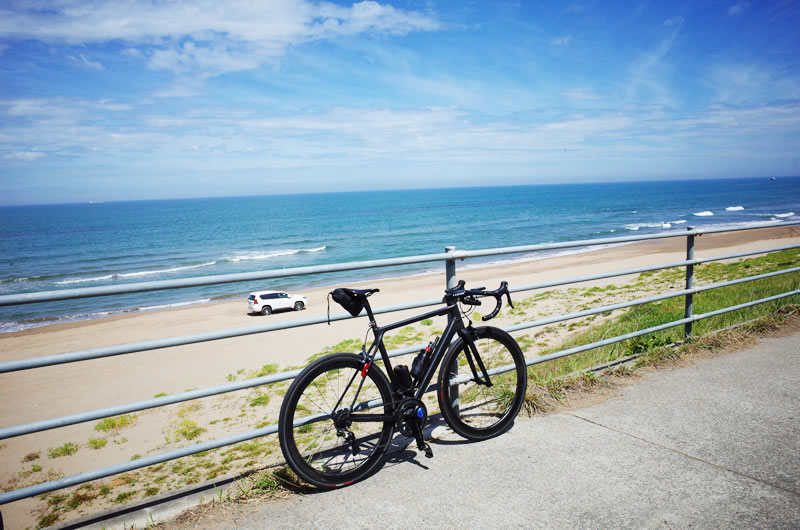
left=82, top=332, right=799, bottom=529
left=221, top=332, right=800, bottom=529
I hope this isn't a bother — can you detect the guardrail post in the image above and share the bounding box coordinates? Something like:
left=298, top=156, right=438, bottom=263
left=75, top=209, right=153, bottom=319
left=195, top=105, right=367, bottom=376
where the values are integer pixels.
left=444, top=245, right=460, bottom=413
left=684, top=227, right=695, bottom=339
left=445, top=246, right=457, bottom=289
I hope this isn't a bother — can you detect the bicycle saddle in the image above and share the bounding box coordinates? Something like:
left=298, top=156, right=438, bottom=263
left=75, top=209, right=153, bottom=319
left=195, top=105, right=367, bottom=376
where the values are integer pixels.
left=329, top=288, right=379, bottom=318
left=340, top=288, right=379, bottom=298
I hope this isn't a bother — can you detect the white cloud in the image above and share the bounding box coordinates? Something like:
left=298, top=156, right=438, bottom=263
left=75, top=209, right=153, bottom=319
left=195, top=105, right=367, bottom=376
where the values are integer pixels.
left=728, top=2, right=750, bottom=16
left=625, top=17, right=683, bottom=107
left=4, top=151, right=44, bottom=161
left=0, top=1, right=440, bottom=76
left=561, top=89, right=605, bottom=101
left=706, top=63, right=800, bottom=105
left=68, top=53, right=104, bottom=70
left=549, top=35, right=572, bottom=46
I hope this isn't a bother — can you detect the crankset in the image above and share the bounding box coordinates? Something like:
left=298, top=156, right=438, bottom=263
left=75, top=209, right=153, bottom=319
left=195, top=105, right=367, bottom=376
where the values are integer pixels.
left=395, top=398, right=433, bottom=458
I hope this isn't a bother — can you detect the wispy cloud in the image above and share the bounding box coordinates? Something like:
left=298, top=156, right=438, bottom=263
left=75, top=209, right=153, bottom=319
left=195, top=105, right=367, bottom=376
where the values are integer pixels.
left=3, top=151, right=44, bottom=161
left=625, top=17, right=683, bottom=107
left=68, top=53, right=104, bottom=70
left=561, top=89, right=605, bottom=101
left=728, top=2, right=750, bottom=16
left=549, top=35, right=572, bottom=46
left=706, top=63, right=800, bottom=105
left=0, top=0, right=441, bottom=76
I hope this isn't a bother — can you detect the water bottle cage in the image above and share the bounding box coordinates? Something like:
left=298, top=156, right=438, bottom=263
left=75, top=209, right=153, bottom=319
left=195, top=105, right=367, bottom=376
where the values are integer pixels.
left=410, top=347, right=429, bottom=380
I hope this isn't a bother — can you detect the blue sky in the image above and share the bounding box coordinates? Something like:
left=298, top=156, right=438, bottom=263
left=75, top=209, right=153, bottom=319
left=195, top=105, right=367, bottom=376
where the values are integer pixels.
left=1, top=1, right=799, bottom=205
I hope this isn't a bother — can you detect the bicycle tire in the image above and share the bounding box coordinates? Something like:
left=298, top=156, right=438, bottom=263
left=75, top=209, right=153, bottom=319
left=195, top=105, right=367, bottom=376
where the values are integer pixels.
left=437, top=326, right=527, bottom=440
left=278, top=353, right=394, bottom=487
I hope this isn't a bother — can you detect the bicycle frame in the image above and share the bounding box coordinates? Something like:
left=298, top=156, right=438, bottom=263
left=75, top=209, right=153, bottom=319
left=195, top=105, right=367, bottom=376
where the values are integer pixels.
left=334, top=297, right=491, bottom=429
left=369, top=303, right=464, bottom=397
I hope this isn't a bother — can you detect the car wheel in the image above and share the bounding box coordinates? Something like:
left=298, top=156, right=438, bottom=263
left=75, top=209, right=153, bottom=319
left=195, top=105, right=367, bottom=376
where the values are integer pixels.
left=294, top=301, right=305, bottom=311
left=261, top=305, right=272, bottom=315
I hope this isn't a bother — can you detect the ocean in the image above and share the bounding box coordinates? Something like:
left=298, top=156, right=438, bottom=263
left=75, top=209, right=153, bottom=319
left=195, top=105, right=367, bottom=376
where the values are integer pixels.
left=1, top=177, right=799, bottom=333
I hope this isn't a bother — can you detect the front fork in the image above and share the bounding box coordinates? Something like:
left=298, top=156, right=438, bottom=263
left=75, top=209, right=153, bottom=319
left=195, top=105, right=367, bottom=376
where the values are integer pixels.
left=458, top=325, right=493, bottom=387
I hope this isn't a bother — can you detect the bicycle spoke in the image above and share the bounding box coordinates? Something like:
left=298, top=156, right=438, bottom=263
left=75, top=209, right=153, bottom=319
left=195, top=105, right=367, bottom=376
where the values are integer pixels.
left=282, top=356, right=392, bottom=483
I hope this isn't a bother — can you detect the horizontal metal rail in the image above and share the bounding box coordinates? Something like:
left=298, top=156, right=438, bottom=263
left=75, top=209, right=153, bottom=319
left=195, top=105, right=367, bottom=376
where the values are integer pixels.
left=0, top=298, right=439, bottom=373
left=0, top=342, right=419, bottom=441
left=2, top=286, right=796, bottom=506
left=3, top=263, right=798, bottom=441
left=4, top=243, right=797, bottom=375
left=2, top=221, right=796, bottom=307
left=1, top=221, right=798, bottom=508
left=524, top=288, right=800, bottom=368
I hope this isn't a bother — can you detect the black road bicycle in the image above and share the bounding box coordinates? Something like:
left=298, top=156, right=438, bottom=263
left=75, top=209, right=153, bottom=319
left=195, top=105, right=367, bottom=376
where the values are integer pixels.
left=277, top=280, right=528, bottom=487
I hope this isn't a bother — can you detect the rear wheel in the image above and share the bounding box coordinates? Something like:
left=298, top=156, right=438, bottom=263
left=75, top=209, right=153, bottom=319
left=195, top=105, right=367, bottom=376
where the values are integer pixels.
left=437, top=326, right=527, bottom=440
left=278, top=353, right=394, bottom=487
left=261, top=305, right=272, bottom=315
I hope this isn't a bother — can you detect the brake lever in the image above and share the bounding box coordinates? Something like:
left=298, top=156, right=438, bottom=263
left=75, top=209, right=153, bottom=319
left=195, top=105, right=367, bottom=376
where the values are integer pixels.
left=500, top=281, right=514, bottom=309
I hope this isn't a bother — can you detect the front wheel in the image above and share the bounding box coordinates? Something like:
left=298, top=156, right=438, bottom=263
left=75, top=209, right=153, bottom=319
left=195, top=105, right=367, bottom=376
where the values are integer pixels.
left=293, top=301, right=304, bottom=311
left=278, top=353, right=394, bottom=487
left=437, top=326, right=527, bottom=441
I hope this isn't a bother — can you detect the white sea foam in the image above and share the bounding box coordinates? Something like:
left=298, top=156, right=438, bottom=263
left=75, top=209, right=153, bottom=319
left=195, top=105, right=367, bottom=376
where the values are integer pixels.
left=693, top=211, right=714, bottom=217
left=227, top=246, right=327, bottom=263
left=774, top=212, right=795, bottom=218
left=55, top=261, right=217, bottom=285
left=135, top=299, right=212, bottom=312
left=725, top=206, right=745, bottom=211
left=672, top=220, right=688, bottom=224
left=624, top=222, right=674, bottom=231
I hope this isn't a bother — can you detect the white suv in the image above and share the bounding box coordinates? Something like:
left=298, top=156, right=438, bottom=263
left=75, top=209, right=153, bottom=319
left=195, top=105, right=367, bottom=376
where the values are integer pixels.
left=248, top=291, right=307, bottom=315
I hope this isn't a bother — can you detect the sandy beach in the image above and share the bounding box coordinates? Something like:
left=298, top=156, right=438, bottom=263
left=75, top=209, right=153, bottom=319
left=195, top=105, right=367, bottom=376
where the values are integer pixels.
left=1, top=225, right=799, bottom=527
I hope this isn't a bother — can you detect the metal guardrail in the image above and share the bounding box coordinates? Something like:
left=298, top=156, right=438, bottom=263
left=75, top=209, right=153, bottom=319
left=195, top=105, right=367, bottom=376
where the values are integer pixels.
left=1, top=221, right=799, bottom=508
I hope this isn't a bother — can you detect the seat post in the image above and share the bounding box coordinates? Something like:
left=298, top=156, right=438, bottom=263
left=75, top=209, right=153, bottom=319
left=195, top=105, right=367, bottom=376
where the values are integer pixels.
left=363, top=298, right=378, bottom=327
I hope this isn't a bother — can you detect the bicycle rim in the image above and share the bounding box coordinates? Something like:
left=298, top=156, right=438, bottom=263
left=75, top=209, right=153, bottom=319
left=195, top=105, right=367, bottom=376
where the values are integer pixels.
left=438, top=327, right=526, bottom=440
left=279, top=354, right=394, bottom=487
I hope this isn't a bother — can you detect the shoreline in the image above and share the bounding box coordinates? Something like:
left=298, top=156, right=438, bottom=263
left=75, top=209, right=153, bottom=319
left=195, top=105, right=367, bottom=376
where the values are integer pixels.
left=4, top=223, right=798, bottom=336
left=0, top=225, right=796, bottom=354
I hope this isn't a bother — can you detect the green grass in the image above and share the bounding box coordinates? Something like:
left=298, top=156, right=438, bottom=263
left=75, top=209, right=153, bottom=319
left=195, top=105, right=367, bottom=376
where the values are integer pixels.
left=307, top=338, right=363, bottom=362
left=248, top=363, right=279, bottom=379
left=174, top=419, right=206, bottom=440
left=111, top=490, right=137, bottom=504
left=523, top=248, right=800, bottom=396
left=38, top=511, right=60, bottom=527
left=248, top=392, right=270, bottom=407
left=87, top=437, right=107, bottom=450
left=94, top=414, right=137, bottom=432
left=48, top=442, right=79, bottom=459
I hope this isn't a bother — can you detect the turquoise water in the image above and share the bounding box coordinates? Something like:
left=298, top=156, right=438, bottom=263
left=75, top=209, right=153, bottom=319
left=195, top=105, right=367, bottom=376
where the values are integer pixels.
left=1, top=177, right=799, bottom=332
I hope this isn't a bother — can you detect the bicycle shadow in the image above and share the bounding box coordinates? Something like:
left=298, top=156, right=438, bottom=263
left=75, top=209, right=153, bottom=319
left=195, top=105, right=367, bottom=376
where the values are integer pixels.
left=382, top=411, right=474, bottom=471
